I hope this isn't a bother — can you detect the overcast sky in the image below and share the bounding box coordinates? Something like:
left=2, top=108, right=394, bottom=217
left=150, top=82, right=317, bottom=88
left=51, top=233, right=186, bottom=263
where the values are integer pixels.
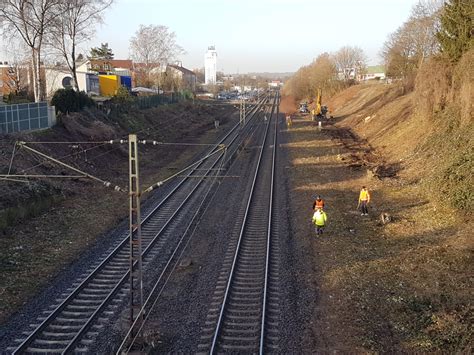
left=3, top=0, right=421, bottom=73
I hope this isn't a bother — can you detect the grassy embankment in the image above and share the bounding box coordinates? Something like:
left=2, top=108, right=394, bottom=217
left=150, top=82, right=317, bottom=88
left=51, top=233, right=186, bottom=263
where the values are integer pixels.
left=283, top=50, right=472, bottom=352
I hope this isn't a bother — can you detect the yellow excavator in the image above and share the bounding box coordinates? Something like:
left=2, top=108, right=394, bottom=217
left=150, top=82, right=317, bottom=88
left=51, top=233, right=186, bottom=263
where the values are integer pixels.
left=311, top=88, right=328, bottom=121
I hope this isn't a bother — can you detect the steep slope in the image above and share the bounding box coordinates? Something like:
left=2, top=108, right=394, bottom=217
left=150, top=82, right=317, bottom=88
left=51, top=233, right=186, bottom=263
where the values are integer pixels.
left=281, top=57, right=472, bottom=351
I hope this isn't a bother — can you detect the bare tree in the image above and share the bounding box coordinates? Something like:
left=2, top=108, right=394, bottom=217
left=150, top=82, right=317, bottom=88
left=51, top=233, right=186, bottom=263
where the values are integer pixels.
left=193, top=68, right=205, bottom=83
left=129, top=24, right=184, bottom=88
left=332, top=46, right=367, bottom=80
left=3, top=38, right=30, bottom=98
left=0, top=0, right=63, bottom=102
left=283, top=52, right=339, bottom=103
left=308, top=53, right=337, bottom=96
left=382, top=0, right=442, bottom=78
left=49, top=0, right=113, bottom=91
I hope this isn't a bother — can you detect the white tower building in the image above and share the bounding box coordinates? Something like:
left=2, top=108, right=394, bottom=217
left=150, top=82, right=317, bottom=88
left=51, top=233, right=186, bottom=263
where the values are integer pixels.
left=204, top=46, right=217, bottom=85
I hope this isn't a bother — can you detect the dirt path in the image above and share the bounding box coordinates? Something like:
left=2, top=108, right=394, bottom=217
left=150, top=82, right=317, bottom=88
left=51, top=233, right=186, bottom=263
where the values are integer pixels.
left=283, top=113, right=376, bottom=351
left=282, top=101, right=472, bottom=351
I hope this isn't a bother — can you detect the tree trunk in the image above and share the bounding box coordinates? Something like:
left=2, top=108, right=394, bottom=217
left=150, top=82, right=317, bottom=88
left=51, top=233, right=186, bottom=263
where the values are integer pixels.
left=31, top=48, right=39, bottom=102
left=73, top=70, right=79, bottom=91
left=71, top=43, right=79, bottom=91
left=72, top=65, right=79, bottom=91
left=35, top=47, right=44, bottom=101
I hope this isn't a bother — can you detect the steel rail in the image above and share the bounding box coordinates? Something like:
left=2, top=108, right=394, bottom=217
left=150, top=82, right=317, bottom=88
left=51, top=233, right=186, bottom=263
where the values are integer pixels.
left=115, top=149, right=228, bottom=354
left=13, top=95, right=269, bottom=354
left=64, top=112, right=266, bottom=352
left=260, top=92, right=279, bottom=353
left=63, top=148, right=228, bottom=354
left=209, top=94, right=277, bottom=354
left=115, top=98, right=270, bottom=353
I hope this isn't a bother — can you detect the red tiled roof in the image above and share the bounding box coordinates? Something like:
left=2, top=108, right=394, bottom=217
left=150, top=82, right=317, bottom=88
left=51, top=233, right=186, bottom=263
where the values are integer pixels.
left=132, top=62, right=162, bottom=70
left=89, top=59, right=133, bottom=70
left=108, top=60, right=133, bottom=69
left=168, top=64, right=195, bottom=76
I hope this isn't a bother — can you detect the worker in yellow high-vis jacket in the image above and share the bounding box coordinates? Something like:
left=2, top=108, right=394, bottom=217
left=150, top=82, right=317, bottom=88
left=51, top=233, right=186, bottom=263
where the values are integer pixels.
left=312, top=208, right=327, bottom=235
left=358, top=186, right=371, bottom=216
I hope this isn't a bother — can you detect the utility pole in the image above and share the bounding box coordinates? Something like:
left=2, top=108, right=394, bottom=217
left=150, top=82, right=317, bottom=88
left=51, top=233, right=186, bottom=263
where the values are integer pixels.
left=128, top=134, right=144, bottom=336
left=240, top=97, right=246, bottom=127
left=240, top=77, right=246, bottom=127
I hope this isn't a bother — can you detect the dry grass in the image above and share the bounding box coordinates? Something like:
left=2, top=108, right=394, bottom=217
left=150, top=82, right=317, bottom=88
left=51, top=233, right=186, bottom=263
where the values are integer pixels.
left=284, top=84, right=473, bottom=352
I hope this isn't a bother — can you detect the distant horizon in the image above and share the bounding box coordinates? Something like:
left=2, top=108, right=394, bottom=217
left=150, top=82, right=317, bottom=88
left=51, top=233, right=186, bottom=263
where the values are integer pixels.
left=1, top=0, right=418, bottom=73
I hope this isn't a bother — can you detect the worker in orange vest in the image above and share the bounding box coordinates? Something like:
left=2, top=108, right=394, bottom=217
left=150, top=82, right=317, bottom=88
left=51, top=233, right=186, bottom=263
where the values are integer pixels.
left=358, top=186, right=371, bottom=216
left=313, top=195, right=325, bottom=211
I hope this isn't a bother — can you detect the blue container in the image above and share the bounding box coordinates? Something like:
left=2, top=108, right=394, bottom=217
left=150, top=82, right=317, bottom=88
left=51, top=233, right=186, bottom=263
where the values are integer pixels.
left=86, top=74, right=100, bottom=95
left=120, top=76, right=132, bottom=91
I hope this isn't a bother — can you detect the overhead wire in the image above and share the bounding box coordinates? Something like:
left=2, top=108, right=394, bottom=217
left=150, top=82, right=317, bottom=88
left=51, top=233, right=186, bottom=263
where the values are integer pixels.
left=7, top=142, right=18, bottom=175
left=1, top=100, right=242, bottom=194
left=18, top=142, right=112, bottom=174
left=12, top=101, right=236, bottom=173
left=121, top=101, right=238, bottom=144
left=117, top=147, right=228, bottom=354
left=12, top=143, right=126, bottom=192
left=142, top=145, right=226, bottom=194
left=3, top=174, right=88, bottom=179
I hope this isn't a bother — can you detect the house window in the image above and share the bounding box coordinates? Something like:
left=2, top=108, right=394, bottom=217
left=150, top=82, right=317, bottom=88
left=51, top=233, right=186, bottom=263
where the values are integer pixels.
left=93, top=64, right=100, bottom=69
left=104, top=64, right=110, bottom=71
left=62, top=76, right=73, bottom=89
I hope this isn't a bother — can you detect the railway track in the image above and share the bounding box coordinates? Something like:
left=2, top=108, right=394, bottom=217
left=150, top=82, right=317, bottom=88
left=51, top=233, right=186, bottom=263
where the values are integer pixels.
left=198, top=93, right=281, bottom=354
left=11, top=97, right=269, bottom=354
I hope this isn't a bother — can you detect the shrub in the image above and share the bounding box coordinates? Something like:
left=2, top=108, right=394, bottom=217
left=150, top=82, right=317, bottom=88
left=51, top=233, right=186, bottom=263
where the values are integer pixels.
left=4, top=91, right=33, bottom=104
left=180, top=90, right=194, bottom=100
left=419, top=105, right=474, bottom=212
left=112, top=86, right=133, bottom=104
left=442, top=150, right=474, bottom=210
left=51, top=89, right=94, bottom=114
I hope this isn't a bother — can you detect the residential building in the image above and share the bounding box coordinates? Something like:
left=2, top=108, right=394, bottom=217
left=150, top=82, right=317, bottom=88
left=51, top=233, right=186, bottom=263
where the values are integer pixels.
left=0, top=61, right=29, bottom=97
left=79, top=59, right=133, bottom=76
left=44, top=67, right=73, bottom=97
left=44, top=59, right=196, bottom=98
left=204, top=46, right=217, bottom=85
left=269, top=80, right=283, bottom=88
left=167, top=64, right=197, bottom=92
left=358, top=65, right=386, bottom=81
left=132, top=62, right=165, bottom=88
left=45, top=65, right=100, bottom=98
left=222, top=75, right=234, bottom=81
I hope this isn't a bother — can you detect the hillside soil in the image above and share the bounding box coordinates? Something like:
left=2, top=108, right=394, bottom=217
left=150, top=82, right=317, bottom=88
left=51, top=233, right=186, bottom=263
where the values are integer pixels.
left=0, top=102, right=237, bottom=324
left=281, top=89, right=472, bottom=352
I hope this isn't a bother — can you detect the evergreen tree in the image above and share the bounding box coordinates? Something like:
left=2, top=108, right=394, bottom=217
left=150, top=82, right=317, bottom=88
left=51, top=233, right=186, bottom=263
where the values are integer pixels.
left=436, top=0, right=473, bottom=61
left=89, top=43, right=114, bottom=60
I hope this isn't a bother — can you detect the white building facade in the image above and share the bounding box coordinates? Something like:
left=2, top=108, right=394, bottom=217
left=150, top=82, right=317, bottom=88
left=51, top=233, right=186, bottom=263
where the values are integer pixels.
left=204, top=46, right=217, bottom=85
